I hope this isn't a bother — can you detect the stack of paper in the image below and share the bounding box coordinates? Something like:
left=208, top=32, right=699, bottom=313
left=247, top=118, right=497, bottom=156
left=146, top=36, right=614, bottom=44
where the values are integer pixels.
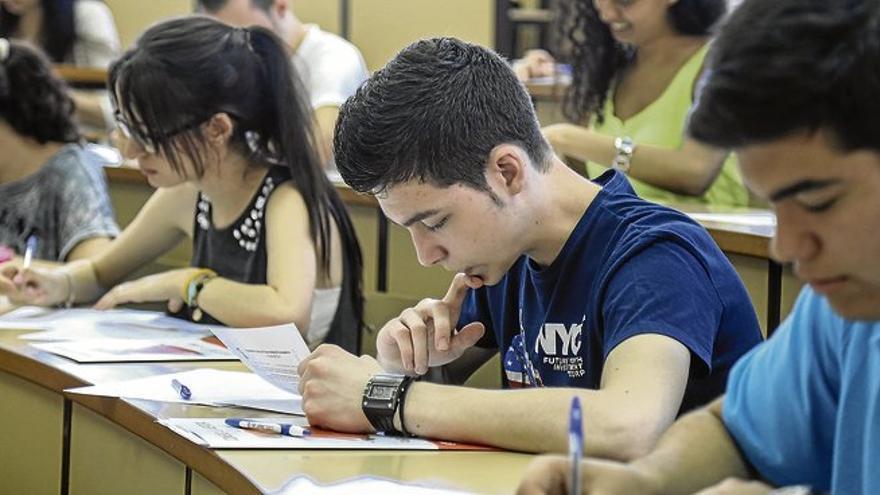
left=687, top=212, right=776, bottom=228
left=31, top=338, right=236, bottom=363
left=272, top=475, right=471, bottom=494
left=1, top=306, right=214, bottom=341
left=66, top=368, right=302, bottom=415
left=158, top=417, right=469, bottom=450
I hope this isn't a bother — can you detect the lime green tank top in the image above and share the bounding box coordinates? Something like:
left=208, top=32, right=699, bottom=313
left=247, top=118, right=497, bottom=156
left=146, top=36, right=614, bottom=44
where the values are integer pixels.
left=588, top=43, right=748, bottom=207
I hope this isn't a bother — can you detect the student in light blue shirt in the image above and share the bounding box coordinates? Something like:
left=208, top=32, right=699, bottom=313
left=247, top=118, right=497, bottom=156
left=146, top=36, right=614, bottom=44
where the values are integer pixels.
left=517, top=0, right=880, bottom=493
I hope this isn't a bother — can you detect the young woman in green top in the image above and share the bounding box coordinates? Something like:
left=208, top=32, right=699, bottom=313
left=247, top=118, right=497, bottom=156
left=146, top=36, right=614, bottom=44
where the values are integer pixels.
left=519, top=0, right=748, bottom=207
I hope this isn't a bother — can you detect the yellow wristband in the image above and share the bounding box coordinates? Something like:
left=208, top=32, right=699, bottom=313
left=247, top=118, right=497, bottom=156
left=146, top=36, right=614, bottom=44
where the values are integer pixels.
left=181, top=268, right=217, bottom=303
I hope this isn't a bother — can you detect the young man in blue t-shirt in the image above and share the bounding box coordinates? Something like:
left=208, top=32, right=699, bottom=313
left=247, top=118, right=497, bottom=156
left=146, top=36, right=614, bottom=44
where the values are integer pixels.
left=296, top=37, right=762, bottom=457
left=518, top=0, right=880, bottom=493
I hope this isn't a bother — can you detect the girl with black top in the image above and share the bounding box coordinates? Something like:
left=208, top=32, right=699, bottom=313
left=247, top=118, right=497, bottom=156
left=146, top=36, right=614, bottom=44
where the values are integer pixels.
left=0, top=16, right=364, bottom=350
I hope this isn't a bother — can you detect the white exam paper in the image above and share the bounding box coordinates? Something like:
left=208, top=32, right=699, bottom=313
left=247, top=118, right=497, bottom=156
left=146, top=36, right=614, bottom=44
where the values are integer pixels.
left=31, top=337, right=235, bottom=363
left=273, top=475, right=471, bottom=494
left=158, top=417, right=442, bottom=450
left=1, top=307, right=213, bottom=340
left=687, top=212, right=776, bottom=228
left=210, top=324, right=309, bottom=394
left=66, top=368, right=303, bottom=414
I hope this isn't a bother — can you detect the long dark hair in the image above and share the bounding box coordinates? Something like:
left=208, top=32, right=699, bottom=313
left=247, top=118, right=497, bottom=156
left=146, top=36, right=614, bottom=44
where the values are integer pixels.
left=109, top=16, right=364, bottom=337
left=558, top=0, right=727, bottom=124
left=0, top=39, right=79, bottom=143
left=0, top=0, right=77, bottom=63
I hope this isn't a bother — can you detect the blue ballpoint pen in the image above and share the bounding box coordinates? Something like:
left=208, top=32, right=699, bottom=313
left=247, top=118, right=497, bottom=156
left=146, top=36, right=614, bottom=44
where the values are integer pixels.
left=569, top=397, right=583, bottom=495
left=171, top=379, right=191, bottom=400
left=225, top=418, right=310, bottom=437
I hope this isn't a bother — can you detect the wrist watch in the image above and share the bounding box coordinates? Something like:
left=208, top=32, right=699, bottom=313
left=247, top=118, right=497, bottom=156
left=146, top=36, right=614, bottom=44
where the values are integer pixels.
left=361, top=373, right=414, bottom=435
left=611, top=136, right=636, bottom=174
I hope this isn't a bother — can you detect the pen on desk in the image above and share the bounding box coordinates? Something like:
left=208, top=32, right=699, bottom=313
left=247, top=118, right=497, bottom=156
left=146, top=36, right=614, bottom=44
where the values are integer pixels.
left=171, top=378, right=191, bottom=400
left=22, top=235, right=38, bottom=270
left=224, top=418, right=310, bottom=437
left=569, top=396, right=583, bottom=495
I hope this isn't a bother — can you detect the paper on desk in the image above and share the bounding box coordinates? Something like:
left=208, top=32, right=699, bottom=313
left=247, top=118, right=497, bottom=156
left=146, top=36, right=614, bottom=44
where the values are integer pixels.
left=210, top=324, right=309, bottom=394
left=67, top=369, right=303, bottom=414
left=158, top=417, right=461, bottom=451
left=0, top=307, right=212, bottom=340
left=272, top=475, right=471, bottom=494
left=687, top=212, right=776, bottom=227
left=31, top=337, right=236, bottom=363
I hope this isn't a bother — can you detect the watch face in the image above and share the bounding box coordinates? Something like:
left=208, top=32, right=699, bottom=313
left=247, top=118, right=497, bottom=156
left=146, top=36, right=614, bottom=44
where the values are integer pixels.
left=369, top=385, right=396, bottom=400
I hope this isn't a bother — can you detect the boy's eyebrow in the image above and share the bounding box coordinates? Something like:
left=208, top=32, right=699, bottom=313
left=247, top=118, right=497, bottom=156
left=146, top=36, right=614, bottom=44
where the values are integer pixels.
left=401, top=209, right=441, bottom=227
left=769, top=179, right=840, bottom=202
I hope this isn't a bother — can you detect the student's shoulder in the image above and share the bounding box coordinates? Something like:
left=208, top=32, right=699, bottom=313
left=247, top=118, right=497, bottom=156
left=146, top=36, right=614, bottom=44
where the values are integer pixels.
left=73, top=0, right=114, bottom=19
left=43, top=145, right=103, bottom=182
left=264, top=181, right=309, bottom=221
left=73, top=0, right=116, bottom=32
left=304, top=25, right=364, bottom=61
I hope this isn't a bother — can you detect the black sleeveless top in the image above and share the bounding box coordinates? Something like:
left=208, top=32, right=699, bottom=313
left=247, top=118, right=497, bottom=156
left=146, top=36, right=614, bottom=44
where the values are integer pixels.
left=180, top=166, right=361, bottom=354
left=187, top=166, right=290, bottom=325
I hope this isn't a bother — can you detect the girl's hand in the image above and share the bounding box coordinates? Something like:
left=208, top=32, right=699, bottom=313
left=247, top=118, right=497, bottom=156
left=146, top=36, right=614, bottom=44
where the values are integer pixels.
left=93, top=268, right=197, bottom=310
left=0, top=264, right=69, bottom=307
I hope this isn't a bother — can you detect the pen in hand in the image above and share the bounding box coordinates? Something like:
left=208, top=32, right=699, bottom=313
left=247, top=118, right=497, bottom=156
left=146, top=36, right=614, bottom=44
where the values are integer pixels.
left=171, top=378, right=191, bottom=400
left=569, top=396, right=583, bottom=495
left=22, top=235, right=38, bottom=270
left=225, top=418, right=310, bottom=437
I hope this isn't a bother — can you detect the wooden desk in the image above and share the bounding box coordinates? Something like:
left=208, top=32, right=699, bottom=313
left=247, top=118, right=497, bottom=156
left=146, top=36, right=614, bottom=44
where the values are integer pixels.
left=0, top=327, right=530, bottom=494
left=55, top=64, right=108, bottom=89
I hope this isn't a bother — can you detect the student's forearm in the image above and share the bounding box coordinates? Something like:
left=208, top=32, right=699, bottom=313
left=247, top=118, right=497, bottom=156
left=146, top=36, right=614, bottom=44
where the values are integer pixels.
left=70, top=91, right=110, bottom=129
left=65, top=259, right=105, bottom=303
left=545, top=124, right=726, bottom=196
left=628, top=397, right=753, bottom=494
left=197, top=278, right=310, bottom=330
left=313, top=105, right=340, bottom=167
left=400, top=383, right=671, bottom=459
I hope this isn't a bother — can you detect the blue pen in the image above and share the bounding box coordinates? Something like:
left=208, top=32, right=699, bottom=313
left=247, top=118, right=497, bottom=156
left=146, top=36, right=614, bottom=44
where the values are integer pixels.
left=225, top=418, right=310, bottom=437
left=22, top=235, right=38, bottom=270
left=171, top=378, right=191, bottom=400
left=569, top=397, right=583, bottom=495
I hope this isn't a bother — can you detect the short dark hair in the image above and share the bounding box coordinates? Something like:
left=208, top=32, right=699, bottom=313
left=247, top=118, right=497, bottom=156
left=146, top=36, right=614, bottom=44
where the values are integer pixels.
left=194, top=0, right=273, bottom=14
left=559, top=0, right=726, bottom=124
left=0, top=40, right=80, bottom=144
left=689, top=0, right=880, bottom=152
left=335, top=37, right=551, bottom=195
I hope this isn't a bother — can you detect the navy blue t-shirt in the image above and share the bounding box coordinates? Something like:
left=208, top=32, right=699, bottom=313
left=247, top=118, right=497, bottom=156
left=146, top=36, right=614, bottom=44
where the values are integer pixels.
left=459, top=171, right=762, bottom=413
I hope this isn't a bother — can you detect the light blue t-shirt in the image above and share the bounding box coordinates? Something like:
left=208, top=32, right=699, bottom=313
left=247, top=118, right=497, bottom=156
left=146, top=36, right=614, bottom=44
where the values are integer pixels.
left=723, top=287, right=880, bottom=494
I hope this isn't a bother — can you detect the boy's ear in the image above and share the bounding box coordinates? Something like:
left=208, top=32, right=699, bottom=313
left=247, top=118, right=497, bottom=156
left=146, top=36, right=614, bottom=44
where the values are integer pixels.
left=487, top=144, right=528, bottom=195
left=271, top=0, right=289, bottom=20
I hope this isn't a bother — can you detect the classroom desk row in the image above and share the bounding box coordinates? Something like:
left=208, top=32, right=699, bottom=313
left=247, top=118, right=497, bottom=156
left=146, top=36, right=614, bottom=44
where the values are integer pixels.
left=105, top=166, right=801, bottom=337
left=0, top=327, right=532, bottom=495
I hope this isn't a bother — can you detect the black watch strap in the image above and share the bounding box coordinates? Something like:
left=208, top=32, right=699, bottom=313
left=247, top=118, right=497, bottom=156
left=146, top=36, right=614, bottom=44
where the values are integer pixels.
left=362, top=373, right=414, bottom=435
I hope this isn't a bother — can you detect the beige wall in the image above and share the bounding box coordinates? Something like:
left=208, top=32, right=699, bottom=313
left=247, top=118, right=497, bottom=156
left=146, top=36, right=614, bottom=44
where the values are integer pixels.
left=295, top=0, right=341, bottom=35
left=105, top=0, right=343, bottom=50
left=349, top=0, right=495, bottom=71
left=105, top=0, right=190, bottom=50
